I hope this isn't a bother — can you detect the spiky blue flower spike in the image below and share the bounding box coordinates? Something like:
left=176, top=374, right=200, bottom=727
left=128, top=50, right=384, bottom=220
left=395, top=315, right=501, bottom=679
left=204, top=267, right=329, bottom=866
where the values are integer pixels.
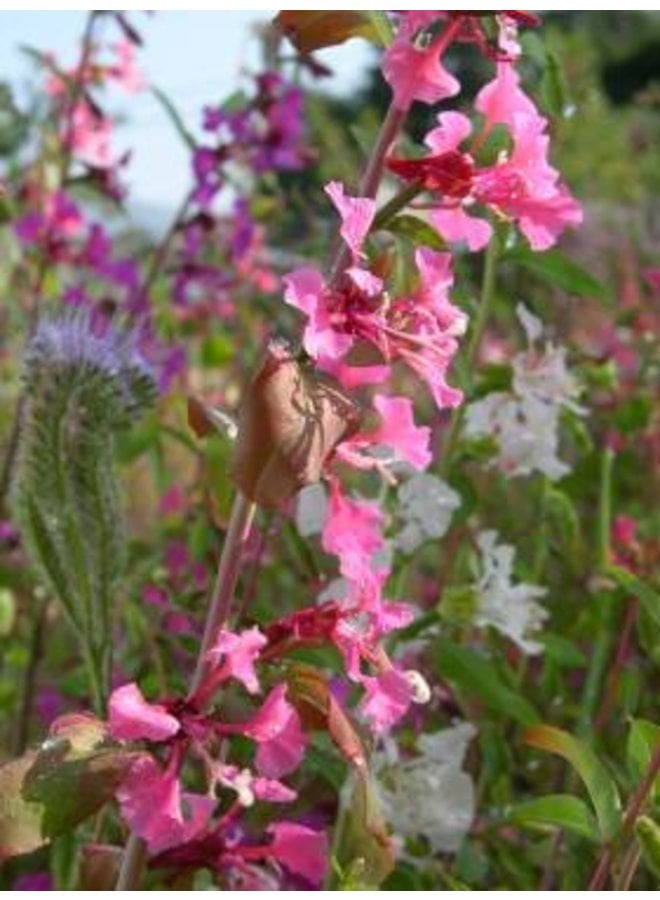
left=14, top=310, right=157, bottom=712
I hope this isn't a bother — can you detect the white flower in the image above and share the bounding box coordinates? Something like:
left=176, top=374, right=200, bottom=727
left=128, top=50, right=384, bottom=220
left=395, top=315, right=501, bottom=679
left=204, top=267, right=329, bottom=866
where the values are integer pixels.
left=394, top=473, right=461, bottom=554
left=464, top=304, right=585, bottom=481
left=473, top=530, right=548, bottom=655
left=376, top=722, right=477, bottom=855
left=295, top=482, right=328, bottom=537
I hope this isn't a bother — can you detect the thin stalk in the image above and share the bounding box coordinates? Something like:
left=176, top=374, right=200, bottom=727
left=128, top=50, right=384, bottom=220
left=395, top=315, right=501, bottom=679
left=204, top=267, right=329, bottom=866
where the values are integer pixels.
left=441, top=231, right=500, bottom=473
left=614, top=843, right=641, bottom=891
left=189, top=494, right=256, bottom=698
left=587, top=746, right=660, bottom=890
left=114, top=492, right=256, bottom=890
left=577, top=447, right=615, bottom=735
left=12, top=596, right=49, bottom=755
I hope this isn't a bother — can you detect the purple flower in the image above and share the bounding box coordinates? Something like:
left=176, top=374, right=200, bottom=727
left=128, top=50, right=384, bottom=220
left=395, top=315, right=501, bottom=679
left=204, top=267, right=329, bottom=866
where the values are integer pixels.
left=12, top=872, right=53, bottom=891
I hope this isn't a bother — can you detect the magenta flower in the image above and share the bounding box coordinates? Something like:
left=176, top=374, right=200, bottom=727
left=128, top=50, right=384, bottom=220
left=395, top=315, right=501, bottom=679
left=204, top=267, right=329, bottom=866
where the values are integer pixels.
left=116, top=755, right=214, bottom=854
left=321, top=483, right=384, bottom=585
left=108, top=683, right=180, bottom=742
left=240, top=684, right=308, bottom=778
left=390, top=95, right=582, bottom=252
left=360, top=668, right=413, bottom=734
left=266, top=821, right=329, bottom=884
left=207, top=626, right=267, bottom=695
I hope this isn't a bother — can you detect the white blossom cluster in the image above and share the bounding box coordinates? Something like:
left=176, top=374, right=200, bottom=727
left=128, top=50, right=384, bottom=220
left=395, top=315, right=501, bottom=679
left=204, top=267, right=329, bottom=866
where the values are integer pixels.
left=465, top=304, right=585, bottom=480
left=394, top=473, right=461, bottom=554
left=376, top=722, right=477, bottom=855
left=473, top=530, right=548, bottom=655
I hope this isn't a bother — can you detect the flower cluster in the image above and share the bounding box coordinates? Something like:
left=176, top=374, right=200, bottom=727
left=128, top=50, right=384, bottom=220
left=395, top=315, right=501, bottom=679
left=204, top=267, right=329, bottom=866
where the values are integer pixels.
left=107, top=636, right=328, bottom=886
left=465, top=304, right=585, bottom=480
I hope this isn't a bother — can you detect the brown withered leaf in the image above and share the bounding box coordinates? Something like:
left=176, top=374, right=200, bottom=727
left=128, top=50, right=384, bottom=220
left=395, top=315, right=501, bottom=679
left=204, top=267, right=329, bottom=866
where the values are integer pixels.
left=274, top=11, right=386, bottom=54
left=0, top=716, right=136, bottom=863
left=230, top=341, right=360, bottom=509
left=286, top=664, right=367, bottom=771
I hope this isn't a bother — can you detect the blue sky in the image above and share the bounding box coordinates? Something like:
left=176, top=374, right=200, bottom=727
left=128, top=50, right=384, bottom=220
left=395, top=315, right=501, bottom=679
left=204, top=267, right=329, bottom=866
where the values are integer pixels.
left=0, top=11, right=373, bottom=228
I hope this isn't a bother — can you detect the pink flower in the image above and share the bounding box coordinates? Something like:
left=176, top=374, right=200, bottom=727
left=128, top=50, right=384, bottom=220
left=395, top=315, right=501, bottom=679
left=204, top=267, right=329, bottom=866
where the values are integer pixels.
left=322, top=483, right=384, bottom=584
left=383, top=27, right=460, bottom=111
left=339, top=394, right=431, bottom=472
left=475, top=61, right=539, bottom=131
left=360, top=668, right=413, bottom=733
left=116, top=755, right=214, bottom=853
left=241, top=684, right=307, bottom=778
left=267, top=821, right=329, bottom=884
left=108, top=683, right=180, bottom=743
left=207, top=626, right=267, bottom=695
left=109, top=39, right=146, bottom=93
left=69, top=101, right=114, bottom=168
left=324, top=181, right=376, bottom=260
left=390, top=108, right=582, bottom=252
left=283, top=267, right=354, bottom=363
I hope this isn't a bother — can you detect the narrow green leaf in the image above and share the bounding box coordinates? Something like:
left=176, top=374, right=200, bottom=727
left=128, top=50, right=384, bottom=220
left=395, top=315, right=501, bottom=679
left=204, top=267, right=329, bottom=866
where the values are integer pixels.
left=524, top=725, right=621, bottom=840
left=386, top=214, right=446, bottom=251
left=505, top=246, right=611, bottom=300
left=627, top=719, right=660, bottom=796
left=435, top=639, right=540, bottom=726
left=509, top=794, right=599, bottom=842
left=636, top=816, right=660, bottom=878
left=152, top=86, right=196, bottom=151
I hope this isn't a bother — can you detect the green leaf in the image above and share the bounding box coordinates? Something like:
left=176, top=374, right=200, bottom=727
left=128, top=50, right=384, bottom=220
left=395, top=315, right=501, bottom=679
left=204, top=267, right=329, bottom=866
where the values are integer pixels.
left=0, top=588, right=16, bottom=636
left=636, top=816, right=660, bottom=879
left=524, top=725, right=621, bottom=840
left=385, top=214, right=446, bottom=251
left=541, top=52, right=567, bottom=119
left=152, top=86, right=196, bottom=151
left=435, top=639, right=540, bottom=726
left=364, top=12, right=394, bottom=47
left=627, top=719, right=660, bottom=795
left=330, top=773, right=395, bottom=889
left=0, top=716, right=136, bottom=862
left=605, top=565, right=660, bottom=627
left=509, top=794, right=599, bottom=842
left=505, top=246, right=611, bottom=301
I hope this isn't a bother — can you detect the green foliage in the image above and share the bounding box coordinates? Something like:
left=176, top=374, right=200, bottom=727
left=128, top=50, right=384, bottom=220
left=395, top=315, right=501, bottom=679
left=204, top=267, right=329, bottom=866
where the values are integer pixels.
left=524, top=725, right=621, bottom=840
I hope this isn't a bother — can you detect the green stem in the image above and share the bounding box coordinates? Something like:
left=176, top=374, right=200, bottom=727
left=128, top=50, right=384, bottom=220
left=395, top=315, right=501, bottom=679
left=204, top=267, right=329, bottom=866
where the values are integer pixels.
left=577, top=447, right=616, bottom=735
left=441, top=231, right=500, bottom=473
left=371, top=181, right=424, bottom=232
